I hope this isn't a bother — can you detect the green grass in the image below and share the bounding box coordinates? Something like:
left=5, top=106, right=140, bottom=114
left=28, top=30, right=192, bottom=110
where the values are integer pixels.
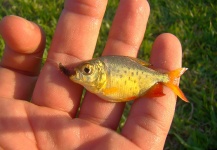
left=0, top=0, right=216, bottom=149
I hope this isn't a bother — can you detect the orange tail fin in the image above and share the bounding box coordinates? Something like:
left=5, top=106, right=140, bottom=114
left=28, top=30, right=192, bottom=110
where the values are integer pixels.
left=163, top=68, right=189, bottom=102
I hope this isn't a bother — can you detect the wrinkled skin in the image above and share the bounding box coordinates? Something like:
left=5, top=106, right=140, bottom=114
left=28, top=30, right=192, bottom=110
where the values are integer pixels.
left=0, top=0, right=183, bottom=150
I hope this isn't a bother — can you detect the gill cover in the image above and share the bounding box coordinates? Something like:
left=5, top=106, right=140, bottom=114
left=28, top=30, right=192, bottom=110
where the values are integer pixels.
left=70, top=59, right=107, bottom=93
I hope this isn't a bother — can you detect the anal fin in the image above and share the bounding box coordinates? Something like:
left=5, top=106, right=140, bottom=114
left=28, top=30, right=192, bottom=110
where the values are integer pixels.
left=145, top=83, right=165, bottom=98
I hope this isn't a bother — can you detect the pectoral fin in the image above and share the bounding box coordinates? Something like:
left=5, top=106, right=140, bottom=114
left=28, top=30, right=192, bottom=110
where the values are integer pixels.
left=103, top=87, right=119, bottom=95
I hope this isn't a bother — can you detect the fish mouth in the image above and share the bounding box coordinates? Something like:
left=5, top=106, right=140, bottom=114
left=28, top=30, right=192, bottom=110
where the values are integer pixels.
left=59, top=63, right=76, bottom=77
left=59, top=63, right=82, bottom=82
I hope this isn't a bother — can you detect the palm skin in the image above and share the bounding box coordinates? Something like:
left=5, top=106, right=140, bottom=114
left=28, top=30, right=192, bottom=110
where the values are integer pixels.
left=0, top=0, right=183, bottom=150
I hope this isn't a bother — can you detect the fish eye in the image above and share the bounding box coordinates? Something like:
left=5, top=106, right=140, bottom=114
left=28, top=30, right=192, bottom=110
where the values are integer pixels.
left=84, top=67, right=91, bottom=74
left=82, top=64, right=93, bottom=75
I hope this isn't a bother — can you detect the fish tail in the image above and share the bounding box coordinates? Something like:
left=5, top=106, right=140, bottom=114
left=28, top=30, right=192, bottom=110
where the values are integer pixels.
left=163, top=68, right=189, bottom=102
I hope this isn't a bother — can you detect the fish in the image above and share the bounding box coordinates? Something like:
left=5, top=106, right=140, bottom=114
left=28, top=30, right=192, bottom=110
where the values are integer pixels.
left=59, top=55, right=189, bottom=102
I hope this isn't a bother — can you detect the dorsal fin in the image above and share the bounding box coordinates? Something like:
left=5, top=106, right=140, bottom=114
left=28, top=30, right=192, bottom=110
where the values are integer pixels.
left=128, top=57, right=151, bottom=67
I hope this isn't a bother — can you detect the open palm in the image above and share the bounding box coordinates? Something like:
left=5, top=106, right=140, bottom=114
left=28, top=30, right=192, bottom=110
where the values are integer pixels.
left=0, top=1, right=183, bottom=149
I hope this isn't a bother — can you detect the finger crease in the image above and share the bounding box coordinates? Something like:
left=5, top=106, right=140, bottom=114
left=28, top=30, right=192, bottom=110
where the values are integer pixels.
left=49, top=51, right=84, bottom=63
left=131, top=113, right=169, bottom=138
left=108, top=36, right=139, bottom=53
left=64, top=1, right=104, bottom=20
left=0, top=65, right=38, bottom=77
left=79, top=113, right=116, bottom=130
left=25, top=106, right=40, bottom=149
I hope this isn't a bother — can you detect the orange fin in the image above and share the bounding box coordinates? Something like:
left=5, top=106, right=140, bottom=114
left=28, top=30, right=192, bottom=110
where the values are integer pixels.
left=124, top=96, right=138, bottom=101
left=164, top=68, right=189, bottom=102
left=164, top=82, right=188, bottom=102
left=168, top=68, right=188, bottom=85
left=145, top=83, right=165, bottom=98
left=103, top=87, right=119, bottom=95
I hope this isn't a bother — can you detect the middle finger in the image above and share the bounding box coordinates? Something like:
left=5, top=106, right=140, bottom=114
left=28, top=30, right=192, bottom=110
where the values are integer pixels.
left=79, top=0, right=150, bottom=130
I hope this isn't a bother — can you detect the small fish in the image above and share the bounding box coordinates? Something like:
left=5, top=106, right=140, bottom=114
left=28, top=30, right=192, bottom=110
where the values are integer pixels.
left=59, top=56, right=189, bottom=102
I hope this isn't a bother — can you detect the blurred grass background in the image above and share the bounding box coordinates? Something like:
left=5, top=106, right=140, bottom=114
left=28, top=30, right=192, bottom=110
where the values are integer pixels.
left=0, top=0, right=216, bottom=149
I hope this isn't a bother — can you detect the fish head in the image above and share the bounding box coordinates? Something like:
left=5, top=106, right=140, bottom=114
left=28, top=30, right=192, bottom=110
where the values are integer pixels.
left=70, top=59, right=107, bottom=92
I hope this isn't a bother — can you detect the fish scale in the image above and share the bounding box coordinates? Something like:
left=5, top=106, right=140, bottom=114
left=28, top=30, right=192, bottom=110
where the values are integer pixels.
left=60, top=55, right=189, bottom=102
left=98, top=56, right=169, bottom=101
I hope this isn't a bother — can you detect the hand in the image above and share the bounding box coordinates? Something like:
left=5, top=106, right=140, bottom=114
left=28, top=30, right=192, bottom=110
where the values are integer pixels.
left=0, top=1, right=183, bottom=149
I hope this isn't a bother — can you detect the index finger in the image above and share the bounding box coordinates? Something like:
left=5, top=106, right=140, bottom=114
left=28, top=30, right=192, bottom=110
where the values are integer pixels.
left=32, top=0, right=108, bottom=116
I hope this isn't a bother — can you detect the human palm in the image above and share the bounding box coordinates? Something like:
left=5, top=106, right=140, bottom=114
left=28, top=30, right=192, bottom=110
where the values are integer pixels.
left=0, top=1, right=183, bottom=149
